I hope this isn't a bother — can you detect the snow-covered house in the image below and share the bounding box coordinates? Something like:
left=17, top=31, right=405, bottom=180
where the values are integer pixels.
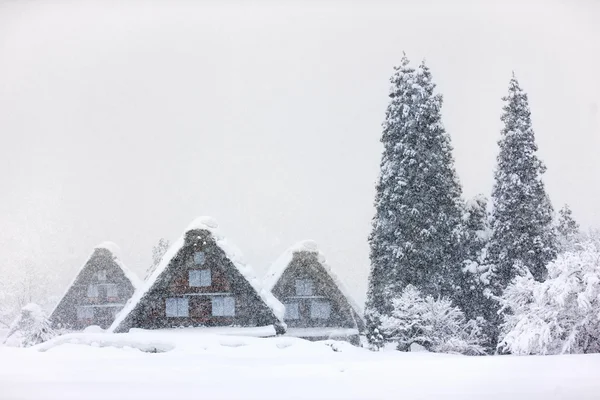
left=50, top=243, right=141, bottom=330
left=111, top=217, right=285, bottom=334
left=263, top=241, right=364, bottom=344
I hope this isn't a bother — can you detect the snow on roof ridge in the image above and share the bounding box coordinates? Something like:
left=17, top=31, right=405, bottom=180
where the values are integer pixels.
left=110, top=217, right=284, bottom=332
left=263, top=241, right=364, bottom=319
left=95, top=241, right=122, bottom=259
left=94, top=242, right=142, bottom=290
left=186, top=216, right=219, bottom=232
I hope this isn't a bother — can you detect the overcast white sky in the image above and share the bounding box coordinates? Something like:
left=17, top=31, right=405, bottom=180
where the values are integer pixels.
left=0, top=0, right=598, bottom=305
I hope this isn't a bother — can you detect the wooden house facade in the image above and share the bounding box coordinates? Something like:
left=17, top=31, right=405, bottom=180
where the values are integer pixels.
left=50, top=243, right=140, bottom=330
left=111, top=217, right=284, bottom=334
left=264, top=241, right=364, bottom=344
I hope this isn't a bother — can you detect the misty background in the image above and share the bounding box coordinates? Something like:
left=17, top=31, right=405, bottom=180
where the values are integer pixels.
left=0, top=1, right=598, bottom=306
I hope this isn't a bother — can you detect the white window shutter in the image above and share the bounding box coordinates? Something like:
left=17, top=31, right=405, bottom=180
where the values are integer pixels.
left=87, top=285, right=99, bottom=298
left=193, top=252, right=206, bottom=265
left=212, top=297, right=223, bottom=316
left=200, top=269, right=211, bottom=286
left=295, top=279, right=314, bottom=296
left=223, top=297, right=235, bottom=316
left=190, top=270, right=211, bottom=287
left=106, top=284, right=118, bottom=298
left=284, top=303, right=299, bottom=320
left=97, top=270, right=107, bottom=281
left=165, top=298, right=178, bottom=317
left=178, top=298, right=189, bottom=317
left=310, top=301, right=331, bottom=319
left=189, top=270, right=200, bottom=286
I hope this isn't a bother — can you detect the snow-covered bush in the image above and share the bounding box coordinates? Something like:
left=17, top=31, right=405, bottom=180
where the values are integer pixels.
left=2, top=303, right=56, bottom=348
left=364, top=312, right=385, bottom=351
left=498, top=241, right=600, bottom=355
left=380, top=285, right=487, bottom=355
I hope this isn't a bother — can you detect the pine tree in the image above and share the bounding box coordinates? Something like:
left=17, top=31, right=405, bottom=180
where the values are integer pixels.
left=557, top=204, right=580, bottom=251
left=2, top=303, right=56, bottom=347
left=456, top=195, right=494, bottom=321
left=145, top=238, right=170, bottom=280
left=487, top=74, right=557, bottom=290
left=380, top=285, right=487, bottom=355
left=365, top=55, right=464, bottom=343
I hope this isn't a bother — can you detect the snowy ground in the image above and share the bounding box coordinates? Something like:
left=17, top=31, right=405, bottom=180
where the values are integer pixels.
left=1, top=328, right=600, bottom=400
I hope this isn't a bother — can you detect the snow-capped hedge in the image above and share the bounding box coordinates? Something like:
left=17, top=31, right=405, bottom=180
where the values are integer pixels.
left=498, top=240, right=600, bottom=355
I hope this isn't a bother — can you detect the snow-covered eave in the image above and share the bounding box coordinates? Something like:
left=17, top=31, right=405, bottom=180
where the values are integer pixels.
left=110, top=217, right=285, bottom=332
left=264, top=240, right=365, bottom=324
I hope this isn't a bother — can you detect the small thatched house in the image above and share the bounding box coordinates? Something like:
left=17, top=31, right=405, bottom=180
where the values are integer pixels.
left=110, top=217, right=284, bottom=334
left=50, top=243, right=141, bottom=330
left=263, top=241, right=364, bottom=344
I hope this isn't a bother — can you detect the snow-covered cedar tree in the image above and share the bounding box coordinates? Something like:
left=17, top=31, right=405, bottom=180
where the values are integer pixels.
left=556, top=204, right=581, bottom=252
left=380, top=285, right=487, bottom=355
left=366, top=55, right=464, bottom=342
left=455, top=195, right=494, bottom=319
left=145, top=238, right=170, bottom=280
left=364, top=311, right=385, bottom=350
left=2, top=303, right=56, bottom=347
left=487, top=74, right=557, bottom=291
left=497, top=240, right=600, bottom=355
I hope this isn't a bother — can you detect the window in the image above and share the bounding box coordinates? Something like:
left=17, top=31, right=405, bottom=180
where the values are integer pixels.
left=212, top=296, right=235, bottom=317
left=76, top=306, right=94, bottom=320
left=165, top=298, right=189, bottom=317
left=193, top=251, right=206, bottom=265
left=310, top=300, right=331, bottom=320
left=295, top=279, right=314, bottom=296
left=284, top=303, right=300, bottom=320
left=106, top=284, right=118, bottom=298
left=189, top=269, right=211, bottom=287
left=87, top=284, right=99, bottom=298
left=96, top=270, right=107, bottom=281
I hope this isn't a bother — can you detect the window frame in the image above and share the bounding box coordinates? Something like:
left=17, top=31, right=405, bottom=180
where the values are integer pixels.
left=165, top=297, right=189, bottom=317
left=193, top=251, right=206, bottom=266
left=106, top=284, right=118, bottom=298
left=96, top=270, right=107, bottom=281
left=284, top=302, right=300, bottom=320
left=310, top=300, right=331, bottom=320
left=76, top=306, right=94, bottom=320
left=87, top=284, right=99, bottom=298
left=189, top=269, right=211, bottom=287
left=212, top=296, right=235, bottom=317
left=295, top=279, right=314, bottom=296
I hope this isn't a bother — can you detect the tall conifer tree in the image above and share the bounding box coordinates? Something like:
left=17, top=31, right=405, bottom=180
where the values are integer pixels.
left=365, top=56, right=464, bottom=343
left=456, top=195, right=493, bottom=322
left=557, top=204, right=580, bottom=251
left=488, top=75, right=557, bottom=291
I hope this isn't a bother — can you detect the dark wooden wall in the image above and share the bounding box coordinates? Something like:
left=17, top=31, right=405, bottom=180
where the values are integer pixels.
left=50, top=248, right=136, bottom=330
left=115, top=230, right=280, bottom=332
left=271, top=252, right=358, bottom=329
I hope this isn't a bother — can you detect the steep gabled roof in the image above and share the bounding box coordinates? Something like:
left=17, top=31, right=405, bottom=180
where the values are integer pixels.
left=110, top=217, right=284, bottom=332
left=264, top=240, right=364, bottom=323
left=50, top=242, right=141, bottom=317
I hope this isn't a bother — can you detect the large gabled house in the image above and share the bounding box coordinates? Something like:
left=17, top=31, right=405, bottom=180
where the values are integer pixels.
left=263, top=241, right=365, bottom=344
left=110, top=217, right=285, bottom=334
left=50, top=243, right=141, bottom=330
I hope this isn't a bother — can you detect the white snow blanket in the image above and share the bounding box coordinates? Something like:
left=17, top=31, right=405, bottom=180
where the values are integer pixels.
left=1, top=328, right=599, bottom=400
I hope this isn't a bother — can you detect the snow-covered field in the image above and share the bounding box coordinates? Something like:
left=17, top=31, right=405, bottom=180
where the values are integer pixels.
left=1, top=328, right=599, bottom=400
